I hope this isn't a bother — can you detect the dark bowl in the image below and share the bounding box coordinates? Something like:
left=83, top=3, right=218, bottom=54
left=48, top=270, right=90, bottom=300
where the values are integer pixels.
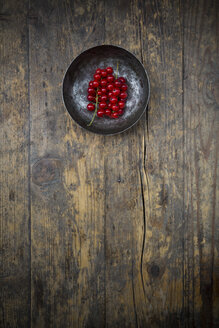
left=62, top=45, right=150, bottom=135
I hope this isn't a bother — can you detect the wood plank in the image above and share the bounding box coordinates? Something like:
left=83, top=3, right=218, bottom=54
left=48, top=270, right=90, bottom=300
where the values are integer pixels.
left=0, top=0, right=30, bottom=327
left=136, top=0, right=184, bottom=326
left=104, top=0, right=185, bottom=326
left=29, top=0, right=106, bottom=327
left=103, top=0, right=147, bottom=326
left=183, top=0, right=219, bottom=326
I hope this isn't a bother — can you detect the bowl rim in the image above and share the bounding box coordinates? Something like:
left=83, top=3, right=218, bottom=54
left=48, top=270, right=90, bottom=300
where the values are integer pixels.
left=62, top=44, right=150, bottom=136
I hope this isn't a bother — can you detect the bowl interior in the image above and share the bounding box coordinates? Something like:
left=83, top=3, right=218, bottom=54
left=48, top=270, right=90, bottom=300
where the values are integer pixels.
left=63, top=45, right=150, bottom=135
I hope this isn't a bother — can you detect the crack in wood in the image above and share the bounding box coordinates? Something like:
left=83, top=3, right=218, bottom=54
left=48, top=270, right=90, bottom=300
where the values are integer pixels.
left=139, top=169, right=146, bottom=301
left=131, top=259, right=138, bottom=328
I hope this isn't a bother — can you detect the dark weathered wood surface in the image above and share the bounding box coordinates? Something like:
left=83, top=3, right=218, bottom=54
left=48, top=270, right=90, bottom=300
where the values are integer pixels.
left=0, top=0, right=30, bottom=326
left=0, top=0, right=218, bottom=327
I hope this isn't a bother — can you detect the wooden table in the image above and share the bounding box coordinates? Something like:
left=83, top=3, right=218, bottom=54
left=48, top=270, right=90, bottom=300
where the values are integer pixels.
left=1, top=0, right=218, bottom=327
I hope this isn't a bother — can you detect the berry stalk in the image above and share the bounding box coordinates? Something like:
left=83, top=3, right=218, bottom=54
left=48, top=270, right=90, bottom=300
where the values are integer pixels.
left=115, top=61, right=119, bottom=79
left=87, top=90, right=98, bottom=126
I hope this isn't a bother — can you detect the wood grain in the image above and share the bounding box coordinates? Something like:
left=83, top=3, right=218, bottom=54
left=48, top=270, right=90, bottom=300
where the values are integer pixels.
left=0, top=0, right=30, bottom=327
left=137, top=0, right=185, bottom=326
left=103, top=0, right=148, bottom=326
left=29, top=0, right=106, bottom=326
left=183, top=0, right=219, bottom=326
left=0, top=0, right=218, bottom=327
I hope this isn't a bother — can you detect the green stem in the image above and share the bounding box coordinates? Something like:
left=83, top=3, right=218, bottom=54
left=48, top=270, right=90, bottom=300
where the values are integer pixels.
left=87, top=91, right=98, bottom=126
left=115, top=61, right=119, bottom=79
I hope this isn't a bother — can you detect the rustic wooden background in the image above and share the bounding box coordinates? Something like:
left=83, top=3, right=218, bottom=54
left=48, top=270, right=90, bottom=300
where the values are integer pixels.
left=0, top=0, right=218, bottom=327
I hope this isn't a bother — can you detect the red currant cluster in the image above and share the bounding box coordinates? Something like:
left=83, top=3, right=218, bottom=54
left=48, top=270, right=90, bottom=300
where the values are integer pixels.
left=86, top=66, right=128, bottom=121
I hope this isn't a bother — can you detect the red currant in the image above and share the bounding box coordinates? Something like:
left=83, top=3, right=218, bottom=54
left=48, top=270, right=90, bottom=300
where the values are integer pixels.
left=112, top=104, right=119, bottom=111
left=107, top=83, right=114, bottom=91
left=87, top=95, right=95, bottom=102
left=87, top=103, right=95, bottom=111
left=87, top=87, right=96, bottom=95
left=121, top=84, right=128, bottom=91
left=107, top=75, right=114, bottom=83
left=101, top=69, right=107, bottom=77
left=101, top=87, right=107, bottom=93
left=100, top=94, right=108, bottom=102
left=94, top=74, right=101, bottom=80
left=114, top=80, right=122, bottom=88
left=87, top=68, right=128, bottom=122
left=92, top=81, right=99, bottom=88
left=120, top=92, right=127, bottom=99
left=99, top=102, right=107, bottom=109
left=105, top=108, right=112, bottom=116
left=97, top=110, right=104, bottom=117
left=118, top=77, right=126, bottom=83
left=110, top=96, right=118, bottom=104
left=112, top=88, right=120, bottom=97
left=118, top=101, right=125, bottom=109
left=95, top=68, right=101, bottom=75
left=106, top=67, right=113, bottom=74
left=100, top=79, right=107, bottom=87
left=112, top=112, right=119, bottom=118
